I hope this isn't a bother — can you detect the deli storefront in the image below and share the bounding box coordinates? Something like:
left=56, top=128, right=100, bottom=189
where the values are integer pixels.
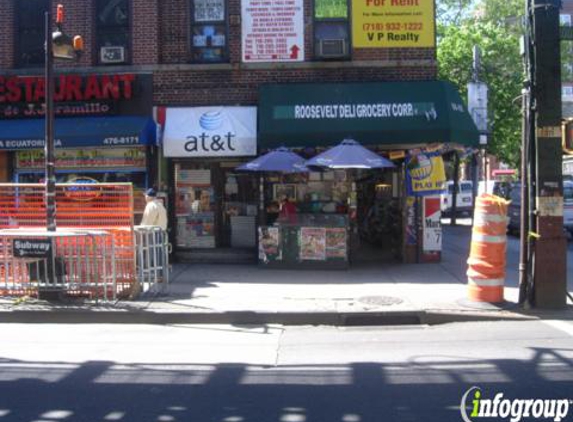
left=257, top=80, right=480, bottom=266
left=0, top=73, right=156, bottom=218
left=161, top=106, right=258, bottom=261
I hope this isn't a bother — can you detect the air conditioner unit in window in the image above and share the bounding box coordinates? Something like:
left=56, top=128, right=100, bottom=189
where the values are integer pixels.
left=100, top=46, right=125, bottom=63
left=317, top=39, right=347, bottom=58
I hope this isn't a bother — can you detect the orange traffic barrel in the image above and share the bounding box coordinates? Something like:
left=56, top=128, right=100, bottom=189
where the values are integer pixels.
left=467, top=193, right=510, bottom=303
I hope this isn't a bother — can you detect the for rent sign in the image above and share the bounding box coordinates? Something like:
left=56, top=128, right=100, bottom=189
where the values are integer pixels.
left=352, top=0, right=435, bottom=48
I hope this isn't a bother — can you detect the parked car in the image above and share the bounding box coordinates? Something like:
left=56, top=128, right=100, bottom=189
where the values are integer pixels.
left=440, top=180, right=473, bottom=215
left=507, top=181, right=573, bottom=235
left=477, top=180, right=512, bottom=199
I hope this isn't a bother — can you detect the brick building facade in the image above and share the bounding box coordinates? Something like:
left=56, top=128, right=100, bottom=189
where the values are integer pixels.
left=0, top=0, right=479, bottom=264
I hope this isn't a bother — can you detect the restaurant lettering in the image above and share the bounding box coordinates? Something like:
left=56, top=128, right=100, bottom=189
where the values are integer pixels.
left=291, top=103, right=435, bottom=119
left=0, top=74, right=136, bottom=118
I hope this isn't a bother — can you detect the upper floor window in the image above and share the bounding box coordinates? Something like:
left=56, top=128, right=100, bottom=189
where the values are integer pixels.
left=96, top=0, right=130, bottom=65
left=313, top=0, right=350, bottom=60
left=560, top=14, right=572, bottom=27
left=190, top=0, right=228, bottom=63
left=16, top=0, right=49, bottom=68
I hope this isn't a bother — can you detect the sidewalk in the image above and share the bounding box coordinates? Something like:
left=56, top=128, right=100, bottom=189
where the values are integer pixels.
left=0, top=224, right=571, bottom=325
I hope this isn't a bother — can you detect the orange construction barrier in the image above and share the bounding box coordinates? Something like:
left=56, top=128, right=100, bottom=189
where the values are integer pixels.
left=467, top=193, right=510, bottom=303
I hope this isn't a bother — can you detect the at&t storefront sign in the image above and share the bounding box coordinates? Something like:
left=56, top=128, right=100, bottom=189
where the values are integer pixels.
left=162, top=107, right=257, bottom=158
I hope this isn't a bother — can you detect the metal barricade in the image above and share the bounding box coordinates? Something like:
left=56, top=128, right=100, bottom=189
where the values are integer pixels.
left=134, top=226, right=170, bottom=294
left=0, top=229, right=117, bottom=300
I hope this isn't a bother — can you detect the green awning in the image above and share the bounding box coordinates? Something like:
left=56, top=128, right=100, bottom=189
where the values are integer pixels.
left=258, top=80, right=479, bottom=149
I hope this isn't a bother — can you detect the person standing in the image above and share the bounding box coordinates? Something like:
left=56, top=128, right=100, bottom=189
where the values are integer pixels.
left=141, top=188, right=168, bottom=230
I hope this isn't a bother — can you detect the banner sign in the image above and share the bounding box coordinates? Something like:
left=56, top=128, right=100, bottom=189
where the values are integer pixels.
left=352, top=0, right=435, bottom=48
left=163, top=107, right=257, bottom=157
left=0, top=73, right=152, bottom=119
left=12, top=238, right=51, bottom=258
left=15, top=147, right=147, bottom=170
left=423, top=196, right=441, bottom=252
left=241, top=0, right=304, bottom=62
left=406, top=152, right=446, bottom=196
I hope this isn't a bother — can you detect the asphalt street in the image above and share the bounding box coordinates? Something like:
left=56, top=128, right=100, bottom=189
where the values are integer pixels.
left=0, top=320, right=572, bottom=422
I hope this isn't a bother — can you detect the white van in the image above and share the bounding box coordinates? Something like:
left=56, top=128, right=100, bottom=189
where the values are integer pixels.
left=440, top=180, right=473, bottom=215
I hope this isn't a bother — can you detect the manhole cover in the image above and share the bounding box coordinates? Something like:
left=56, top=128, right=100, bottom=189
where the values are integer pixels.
left=358, top=295, right=403, bottom=306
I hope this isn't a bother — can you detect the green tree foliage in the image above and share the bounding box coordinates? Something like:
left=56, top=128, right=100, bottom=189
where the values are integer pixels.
left=437, top=0, right=523, bottom=167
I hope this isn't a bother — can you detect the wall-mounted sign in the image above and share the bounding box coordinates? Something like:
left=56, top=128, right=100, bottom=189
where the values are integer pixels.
left=163, top=107, right=257, bottom=157
left=63, top=177, right=103, bottom=202
left=352, top=0, right=435, bottom=48
left=406, top=152, right=446, bottom=196
left=0, top=73, right=152, bottom=119
left=15, top=147, right=147, bottom=170
left=12, top=238, right=51, bottom=258
left=241, top=0, right=304, bottom=62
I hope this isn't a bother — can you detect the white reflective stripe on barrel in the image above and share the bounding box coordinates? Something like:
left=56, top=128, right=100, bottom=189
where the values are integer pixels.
left=468, top=278, right=504, bottom=287
left=471, top=233, right=507, bottom=243
left=473, top=214, right=509, bottom=225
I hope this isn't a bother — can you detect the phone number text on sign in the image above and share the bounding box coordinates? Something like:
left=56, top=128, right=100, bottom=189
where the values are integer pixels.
left=352, top=0, right=435, bottom=48
left=241, top=0, right=304, bottom=62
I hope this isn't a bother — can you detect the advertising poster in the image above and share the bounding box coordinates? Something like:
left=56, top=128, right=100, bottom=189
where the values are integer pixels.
left=259, top=227, right=282, bottom=262
left=405, top=196, right=417, bottom=246
left=406, top=152, right=447, bottom=196
left=352, top=0, right=435, bottom=48
left=423, top=196, right=441, bottom=252
left=15, top=147, right=147, bottom=170
left=326, top=228, right=347, bottom=259
left=241, top=0, right=304, bottom=62
left=300, top=227, right=326, bottom=261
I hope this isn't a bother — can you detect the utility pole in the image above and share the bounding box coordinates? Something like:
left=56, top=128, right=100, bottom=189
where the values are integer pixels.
left=526, top=0, right=567, bottom=308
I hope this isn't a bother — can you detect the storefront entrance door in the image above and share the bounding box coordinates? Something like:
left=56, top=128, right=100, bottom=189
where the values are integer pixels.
left=174, top=161, right=257, bottom=250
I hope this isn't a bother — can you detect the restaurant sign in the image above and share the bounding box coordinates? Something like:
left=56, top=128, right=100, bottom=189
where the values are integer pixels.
left=0, top=73, right=152, bottom=119
left=352, top=0, right=435, bottom=48
left=163, top=107, right=257, bottom=157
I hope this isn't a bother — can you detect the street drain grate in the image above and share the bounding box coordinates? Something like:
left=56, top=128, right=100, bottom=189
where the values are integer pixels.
left=357, top=295, right=403, bottom=306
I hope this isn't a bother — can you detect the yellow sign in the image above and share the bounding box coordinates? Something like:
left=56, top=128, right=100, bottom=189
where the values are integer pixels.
left=406, top=152, right=446, bottom=196
left=352, top=0, right=435, bottom=48
left=389, top=150, right=406, bottom=160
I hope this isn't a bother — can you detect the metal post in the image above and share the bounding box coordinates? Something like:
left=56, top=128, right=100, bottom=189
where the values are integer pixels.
left=44, top=11, right=57, bottom=294
left=518, top=87, right=530, bottom=304
left=451, top=152, right=459, bottom=226
left=45, top=11, right=56, bottom=233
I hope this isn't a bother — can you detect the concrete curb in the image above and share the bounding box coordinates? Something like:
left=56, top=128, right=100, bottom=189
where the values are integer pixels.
left=0, top=308, right=538, bottom=326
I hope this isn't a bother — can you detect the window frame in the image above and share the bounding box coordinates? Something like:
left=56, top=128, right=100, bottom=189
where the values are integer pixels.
left=188, top=0, right=229, bottom=64
left=14, top=0, right=50, bottom=68
left=95, top=0, right=132, bottom=66
left=312, top=0, right=351, bottom=61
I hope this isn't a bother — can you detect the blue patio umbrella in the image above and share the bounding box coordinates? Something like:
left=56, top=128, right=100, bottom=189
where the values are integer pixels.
left=305, top=139, right=395, bottom=169
left=236, top=147, right=309, bottom=173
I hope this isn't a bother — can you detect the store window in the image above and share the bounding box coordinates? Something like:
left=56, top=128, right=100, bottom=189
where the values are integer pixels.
left=96, top=0, right=130, bottom=65
left=313, top=0, right=350, bottom=60
left=189, top=0, right=228, bottom=63
left=15, top=0, right=49, bottom=68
